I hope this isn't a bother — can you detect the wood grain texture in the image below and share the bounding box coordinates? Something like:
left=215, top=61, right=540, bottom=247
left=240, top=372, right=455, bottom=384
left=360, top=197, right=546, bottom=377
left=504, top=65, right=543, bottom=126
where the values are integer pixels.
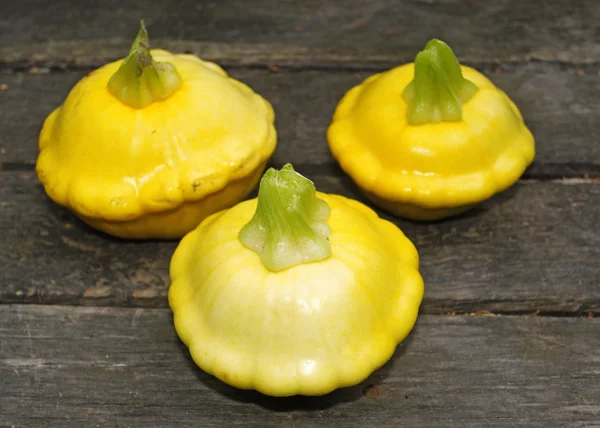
left=1, top=0, right=599, bottom=69
left=1, top=171, right=599, bottom=314
left=1, top=69, right=599, bottom=176
left=1, top=304, right=599, bottom=427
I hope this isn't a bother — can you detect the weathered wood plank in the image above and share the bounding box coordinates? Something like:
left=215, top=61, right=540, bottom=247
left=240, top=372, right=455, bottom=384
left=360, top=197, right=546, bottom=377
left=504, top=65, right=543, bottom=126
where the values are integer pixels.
left=1, top=171, right=599, bottom=314
left=1, top=0, right=599, bottom=68
left=1, top=305, right=598, bottom=427
left=1, top=69, right=599, bottom=176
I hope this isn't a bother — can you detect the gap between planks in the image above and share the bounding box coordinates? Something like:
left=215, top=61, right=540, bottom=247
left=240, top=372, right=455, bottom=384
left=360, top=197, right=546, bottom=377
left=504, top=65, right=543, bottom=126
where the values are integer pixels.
left=3, top=161, right=600, bottom=182
left=0, top=39, right=600, bottom=74
left=0, top=299, right=597, bottom=319
left=1, top=45, right=599, bottom=75
left=2, top=57, right=600, bottom=76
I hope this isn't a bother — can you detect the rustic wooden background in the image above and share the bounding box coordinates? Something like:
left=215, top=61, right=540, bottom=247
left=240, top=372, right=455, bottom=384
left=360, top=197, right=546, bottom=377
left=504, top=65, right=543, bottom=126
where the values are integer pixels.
left=1, top=1, right=599, bottom=427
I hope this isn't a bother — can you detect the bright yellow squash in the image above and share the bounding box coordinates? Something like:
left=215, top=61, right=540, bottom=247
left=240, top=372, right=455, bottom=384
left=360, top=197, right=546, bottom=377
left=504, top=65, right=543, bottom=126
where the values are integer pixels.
left=327, top=39, right=535, bottom=221
left=169, top=164, right=423, bottom=397
left=36, top=22, right=276, bottom=239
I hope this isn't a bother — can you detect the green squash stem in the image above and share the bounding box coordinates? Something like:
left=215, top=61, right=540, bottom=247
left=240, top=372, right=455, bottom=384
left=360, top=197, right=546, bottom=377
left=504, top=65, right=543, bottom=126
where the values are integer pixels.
left=239, top=164, right=332, bottom=272
left=107, top=20, right=182, bottom=108
left=402, top=39, right=478, bottom=125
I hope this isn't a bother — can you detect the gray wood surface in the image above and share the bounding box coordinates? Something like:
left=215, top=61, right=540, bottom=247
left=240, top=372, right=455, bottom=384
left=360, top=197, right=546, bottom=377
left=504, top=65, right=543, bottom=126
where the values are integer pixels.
left=1, top=0, right=599, bottom=69
left=2, top=171, right=598, bottom=314
left=1, top=304, right=598, bottom=428
left=1, top=70, right=599, bottom=176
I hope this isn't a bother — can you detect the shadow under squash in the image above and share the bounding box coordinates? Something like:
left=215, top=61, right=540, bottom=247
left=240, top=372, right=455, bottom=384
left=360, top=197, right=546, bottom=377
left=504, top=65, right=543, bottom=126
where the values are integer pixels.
left=178, top=330, right=416, bottom=411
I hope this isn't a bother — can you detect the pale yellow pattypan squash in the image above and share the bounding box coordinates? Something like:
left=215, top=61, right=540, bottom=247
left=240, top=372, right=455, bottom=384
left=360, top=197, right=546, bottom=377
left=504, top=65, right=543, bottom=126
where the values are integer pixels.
left=36, top=21, right=276, bottom=239
left=328, top=39, right=535, bottom=220
left=169, top=164, right=423, bottom=397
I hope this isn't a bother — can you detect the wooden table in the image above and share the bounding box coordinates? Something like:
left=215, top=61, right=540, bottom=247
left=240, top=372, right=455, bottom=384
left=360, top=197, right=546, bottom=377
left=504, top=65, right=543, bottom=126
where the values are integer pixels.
left=1, top=1, right=599, bottom=426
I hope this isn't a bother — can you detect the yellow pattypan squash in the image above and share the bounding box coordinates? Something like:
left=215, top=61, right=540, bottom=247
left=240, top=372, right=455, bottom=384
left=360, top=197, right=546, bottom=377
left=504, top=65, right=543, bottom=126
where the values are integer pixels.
left=327, top=39, right=535, bottom=221
left=169, top=164, right=423, bottom=397
left=36, top=21, right=276, bottom=239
